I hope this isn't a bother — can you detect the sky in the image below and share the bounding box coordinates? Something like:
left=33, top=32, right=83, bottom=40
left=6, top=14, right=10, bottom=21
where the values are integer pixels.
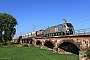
left=0, top=0, right=90, bottom=37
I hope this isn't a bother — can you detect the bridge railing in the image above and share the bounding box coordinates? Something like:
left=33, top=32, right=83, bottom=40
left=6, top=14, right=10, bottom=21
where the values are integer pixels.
left=85, top=28, right=90, bottom=34
left=74, top=28, right=90, bottom=35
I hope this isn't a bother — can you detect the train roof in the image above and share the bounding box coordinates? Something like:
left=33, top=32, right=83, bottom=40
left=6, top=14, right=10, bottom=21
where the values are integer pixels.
left=45, top=24, right=62, bottom=29
left=45, top=23, right=73, bottom=29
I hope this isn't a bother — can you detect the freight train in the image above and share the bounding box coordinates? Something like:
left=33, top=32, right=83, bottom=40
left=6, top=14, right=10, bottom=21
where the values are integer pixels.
left=21, top=21, right=74, bottom=38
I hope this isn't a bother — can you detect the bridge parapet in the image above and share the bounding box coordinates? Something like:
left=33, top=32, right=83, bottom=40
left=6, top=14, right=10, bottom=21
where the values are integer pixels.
left=19, top=35, right=90, bottom=50
left=74, top=28, right=90, bottom=35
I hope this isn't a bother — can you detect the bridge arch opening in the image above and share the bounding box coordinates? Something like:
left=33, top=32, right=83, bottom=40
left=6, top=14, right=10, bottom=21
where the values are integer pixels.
left=36, top=40, right=42, bottom=45
left=29, top=40, right=32, bottom=44
left=58, top=42, right=80, bottom=55
left=44, top=41, right=54, bottom=49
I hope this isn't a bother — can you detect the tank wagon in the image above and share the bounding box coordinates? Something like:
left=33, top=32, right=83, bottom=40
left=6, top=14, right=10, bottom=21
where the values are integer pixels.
left=22, top=32, right=37, bottom=39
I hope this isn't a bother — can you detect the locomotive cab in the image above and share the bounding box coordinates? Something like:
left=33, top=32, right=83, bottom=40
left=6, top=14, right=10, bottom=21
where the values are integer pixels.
left=66, top=23, right=74, bottom=34
left=62, top=23, right=74, bottom=35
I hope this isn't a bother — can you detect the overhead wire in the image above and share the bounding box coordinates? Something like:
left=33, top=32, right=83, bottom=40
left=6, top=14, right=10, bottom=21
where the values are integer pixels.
left=63, top=6, right=90, bottom=24
left=41, top=6, right=90, bottom=30
left=48, top=6, right=90, bottom=27
left=63, top=6, right=90, bottom=19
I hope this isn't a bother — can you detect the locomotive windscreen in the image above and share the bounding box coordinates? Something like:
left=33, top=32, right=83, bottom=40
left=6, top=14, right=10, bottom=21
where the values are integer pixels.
left=66, top=23, right=72, bottom=27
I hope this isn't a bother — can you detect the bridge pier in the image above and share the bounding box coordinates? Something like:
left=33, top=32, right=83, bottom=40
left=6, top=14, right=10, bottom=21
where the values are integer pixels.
left=40, top=40, right=45, bottom=49
left=79, top=51, right=87, bottom=60
left=53, top=40, right=58, bottom=53
left=29, top=40, right=31, bottom=44
left=53, top=47, right=58, bottom=53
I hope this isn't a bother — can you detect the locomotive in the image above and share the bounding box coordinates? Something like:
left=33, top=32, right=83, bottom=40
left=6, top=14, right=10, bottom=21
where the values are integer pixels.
left=22, top=20, right=74, bottom=38
left=43, top=22, right=74, bottom=37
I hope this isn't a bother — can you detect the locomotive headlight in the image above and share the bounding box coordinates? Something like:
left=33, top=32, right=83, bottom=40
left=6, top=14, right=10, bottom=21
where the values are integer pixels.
left=67, top=29, right=69, bottom=31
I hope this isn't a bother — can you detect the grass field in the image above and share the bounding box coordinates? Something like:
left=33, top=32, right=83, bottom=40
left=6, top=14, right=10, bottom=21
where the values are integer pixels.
left=0, top=46, right=79, bottom=60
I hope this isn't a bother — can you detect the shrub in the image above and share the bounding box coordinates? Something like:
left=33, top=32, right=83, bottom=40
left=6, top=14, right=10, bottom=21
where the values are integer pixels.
left=23, top=44, right=28, bottom=47
left=86, top=50, right=90, bottom=56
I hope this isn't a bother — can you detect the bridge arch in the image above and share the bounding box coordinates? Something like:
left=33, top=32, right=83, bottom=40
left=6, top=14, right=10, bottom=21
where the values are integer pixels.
left=44, top=40, right=55, bottom=49
left=58, top=40, right=80, bottom=55
left=36, top=40, right=42, bottom=45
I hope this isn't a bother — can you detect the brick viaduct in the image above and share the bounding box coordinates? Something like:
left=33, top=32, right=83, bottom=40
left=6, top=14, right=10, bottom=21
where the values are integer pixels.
left=12, top=34, right=90, bottom=55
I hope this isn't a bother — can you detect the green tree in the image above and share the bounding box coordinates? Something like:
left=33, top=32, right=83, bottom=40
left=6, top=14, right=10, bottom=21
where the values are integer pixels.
left=0, top=13, right=18, bottom=45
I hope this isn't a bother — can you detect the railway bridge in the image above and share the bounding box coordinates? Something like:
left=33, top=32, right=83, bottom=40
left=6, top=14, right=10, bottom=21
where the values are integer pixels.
left=12, top=34, right=90, bottom=55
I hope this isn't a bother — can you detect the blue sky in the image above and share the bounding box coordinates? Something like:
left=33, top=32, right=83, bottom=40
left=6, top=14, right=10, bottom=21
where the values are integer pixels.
left=0, top=0, right=90, bottom=37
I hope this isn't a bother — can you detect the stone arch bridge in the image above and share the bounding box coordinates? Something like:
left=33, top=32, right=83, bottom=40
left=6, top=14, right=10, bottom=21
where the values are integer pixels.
left=12, top=34, right=90, bottom=55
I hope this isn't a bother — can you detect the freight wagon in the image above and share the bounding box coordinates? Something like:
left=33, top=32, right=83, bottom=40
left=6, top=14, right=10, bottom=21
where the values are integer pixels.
left=36, top=30, right=45, bottom=37
left=22, top=32, right=37, bottom=38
